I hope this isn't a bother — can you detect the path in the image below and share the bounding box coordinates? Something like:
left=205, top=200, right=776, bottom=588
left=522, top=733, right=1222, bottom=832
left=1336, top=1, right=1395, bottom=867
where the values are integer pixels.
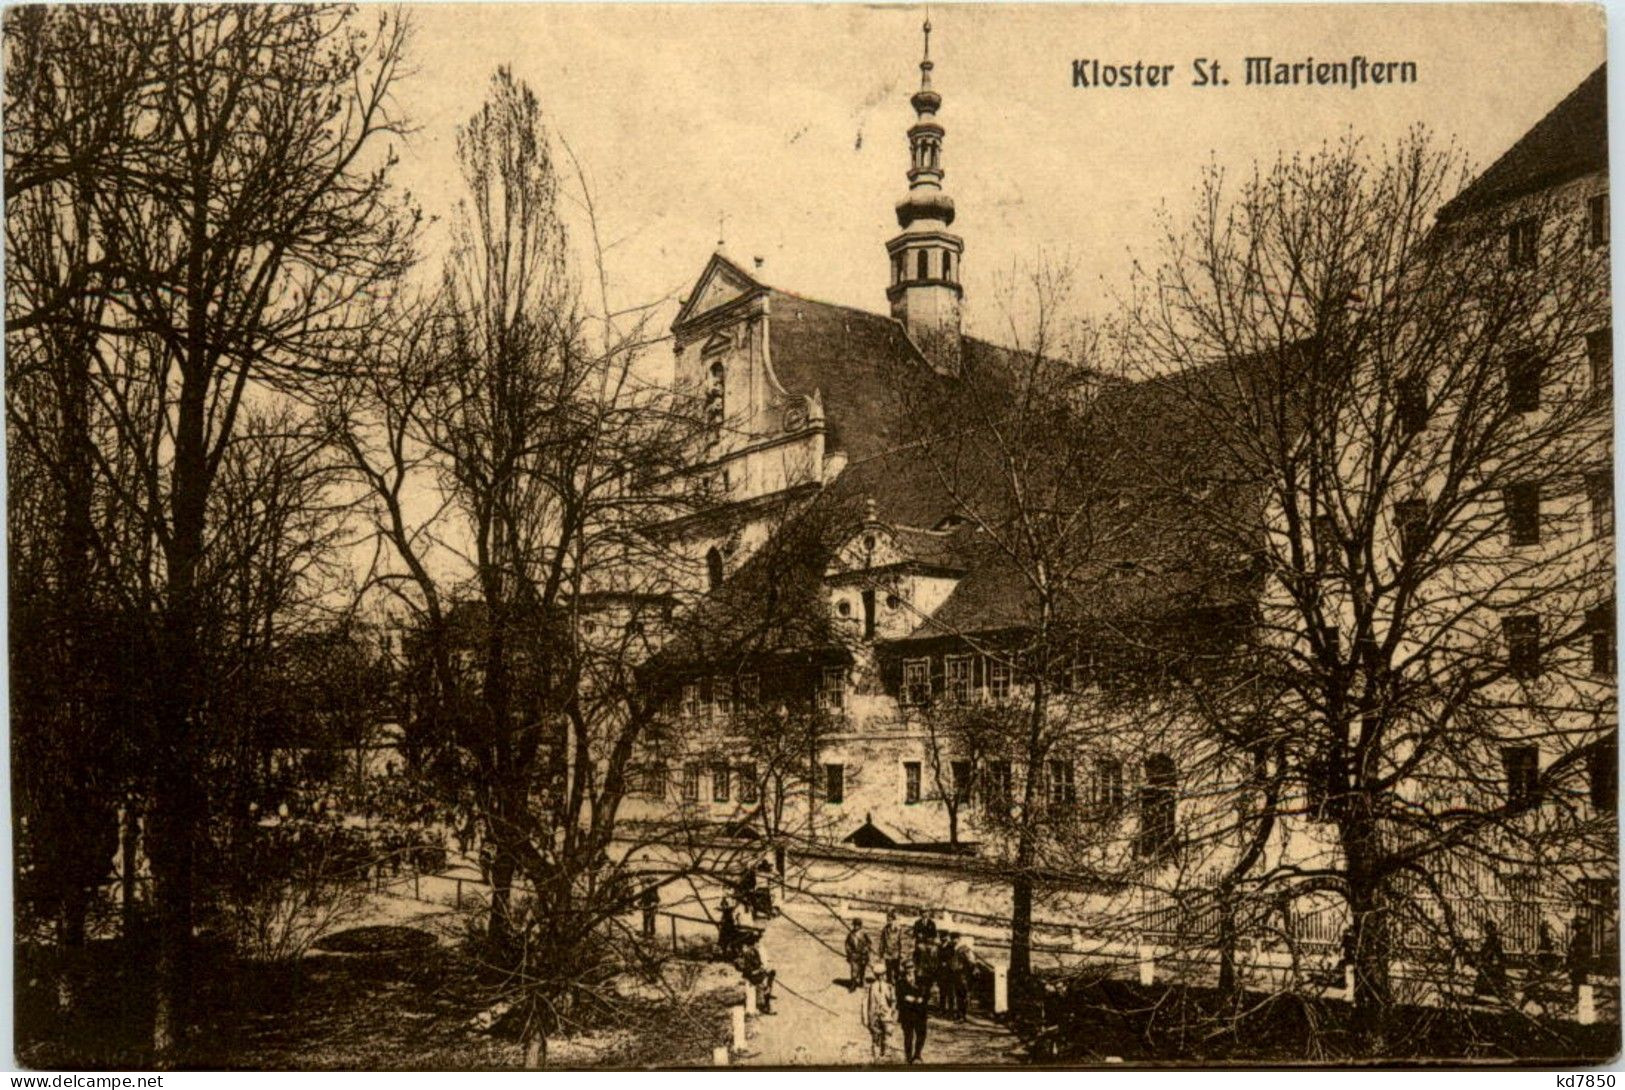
left=735, top=894, right=1024, bottom=1066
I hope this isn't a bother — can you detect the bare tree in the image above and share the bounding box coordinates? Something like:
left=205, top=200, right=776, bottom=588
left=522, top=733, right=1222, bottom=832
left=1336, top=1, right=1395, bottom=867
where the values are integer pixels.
left=1119, top=131, right=1614, bottom=1051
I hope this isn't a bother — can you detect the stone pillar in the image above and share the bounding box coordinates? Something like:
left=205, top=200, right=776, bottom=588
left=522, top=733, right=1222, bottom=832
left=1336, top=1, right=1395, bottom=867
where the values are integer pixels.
left=732, top=1004, right=748, bottom=1049
left=993, top=963, right=1009, bottom=1014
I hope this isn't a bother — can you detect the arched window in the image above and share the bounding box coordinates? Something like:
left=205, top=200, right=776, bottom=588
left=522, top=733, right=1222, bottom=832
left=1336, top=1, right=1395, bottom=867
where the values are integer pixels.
left=943, top=252, right=953, bottom=282
left=917, top=250, right=929, bottom=280
left=705, top=359, right=725, bottom=442
left=706, top=547, right=724, bottom=591
left=1137, top=754, right=1178, bottom=858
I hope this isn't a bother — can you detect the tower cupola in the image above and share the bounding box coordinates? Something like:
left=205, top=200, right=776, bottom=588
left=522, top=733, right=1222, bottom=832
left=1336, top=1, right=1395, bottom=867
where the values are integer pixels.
left=886, top=18, right=964, bottom=374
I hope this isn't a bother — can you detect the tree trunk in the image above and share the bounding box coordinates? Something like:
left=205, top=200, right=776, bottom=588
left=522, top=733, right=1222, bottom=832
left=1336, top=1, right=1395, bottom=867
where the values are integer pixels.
left=1217, top=898, right=1238, bottom=995
left=489, top=844, right=516, bottom=950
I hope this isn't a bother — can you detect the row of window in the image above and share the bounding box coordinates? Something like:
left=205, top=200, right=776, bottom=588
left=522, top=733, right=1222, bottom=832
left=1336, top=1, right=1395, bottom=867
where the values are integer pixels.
left=1502, top=601, right=1615, bottom=680
left=891, top=247, right=956, bottom=286
left=1501, top=739, right=1616, bottom=812
left=1392, top=327, right=1610, bottom=435
left=1504, top=194, right=1607, bottom=269
left=639, top=761, right=764, bottom=804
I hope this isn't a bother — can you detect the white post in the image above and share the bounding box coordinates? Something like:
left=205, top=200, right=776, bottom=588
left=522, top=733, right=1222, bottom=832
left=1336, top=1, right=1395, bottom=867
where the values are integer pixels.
left=732, top=1004, right=747, bottom=1049
left=993, top=963, right=1009, bottom=1014
left=712, top=1046, right=730, bottom=1067
left=1578, top=983, right=1597, bottom=1026
left=1343, top=964, right=1355, bottom=1002
left=743, top=980, right=757, bottom=1015
left=1138, top=944, right=1156, bottom=987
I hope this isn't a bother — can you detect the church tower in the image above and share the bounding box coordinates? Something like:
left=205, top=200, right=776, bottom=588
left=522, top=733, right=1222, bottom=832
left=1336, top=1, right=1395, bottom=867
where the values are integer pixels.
left=886, top=20, right=963, bottom=375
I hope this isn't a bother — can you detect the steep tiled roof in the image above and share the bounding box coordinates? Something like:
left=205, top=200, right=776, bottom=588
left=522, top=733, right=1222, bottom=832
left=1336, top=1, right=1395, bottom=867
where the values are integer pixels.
left=1437, top=64, right=1607, bottom=222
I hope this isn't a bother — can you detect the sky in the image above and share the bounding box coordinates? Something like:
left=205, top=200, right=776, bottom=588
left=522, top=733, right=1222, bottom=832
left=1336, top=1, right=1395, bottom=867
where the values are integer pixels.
left=387, top=3, right=1606, bottom=348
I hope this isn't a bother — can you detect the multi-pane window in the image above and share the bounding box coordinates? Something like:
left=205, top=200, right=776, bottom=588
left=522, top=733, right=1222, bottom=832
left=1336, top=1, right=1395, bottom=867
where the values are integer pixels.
left=1590, top=192, right=1609, bottom=249
left=1395, top=499, right=1429, bottom=558
left=643, top=762, right=668, bottom=798
left=1589, top=735, right=1618, bottom=811
left=1504, top=482, right=1542, bottom=547
left=712, top=677, right=733, bottom=719
left=1504, top=614, right=1542, bottom=680
left=987, top=658, right=1013, bottom=702
left=983, top=760, right=1013, bottom=805
left=1502, top=746, right=1539, bottom=808
left=1588, top=470, right=1614, bottom=538
left=1506, top=350, right=1543, bottom=412
left=950, top=760, right=973, bottom=804
left=903, top=761, right=922, bottom=804
left=1507, top=217, right=1539, bottom=267
left=1047, top=760, right=1077, bottom=806
left=738, top=764, right=759, bottom=805
left=1398, top=372, right=1429, bottom=436
left=1588, top=328, right=1613, bottom=392
left=1091, top=757, right=1125, bottom=810
left=818, top=667, right=848, bottom=712
left=682, top=762, right=702, bottom=802
left=823, top=763, right=845, bottom=804
left=1064, top=653, right=1097, bottom=692
left=945, top=654, right=975, bottom=703
left=711, top=762, right=731, bottom=803
left=1137, top=755, right=1179, bottom=857
left=901, top=658, right=931, bottom=706
left=681, top=682, right=701, bottom=719
left=738, top=674, right=759, bottom=708
left=1588, top=600, right=1616, bottom=677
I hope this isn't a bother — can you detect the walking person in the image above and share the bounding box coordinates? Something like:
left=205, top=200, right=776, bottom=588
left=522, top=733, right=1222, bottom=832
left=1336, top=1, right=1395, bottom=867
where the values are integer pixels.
left=1474, top=919, right=1508, bottom=998
left=935, top=933, right=959, bottom=1015
left=880, top=909, right=903, bottom=982
left=845, top=918, right=872, bottom=991
left=861, top=970, right=897, bottom=1062
left=914, top=925, right=939, bottom=1007
left=911, top=909, right=938, bottom=971
left=950, top=931, right=976, bottom=1020
left=1568, top=913, right=1594, bottom=991
left=640, top=884, right=659, bottom=939
left=896, top=962, right=930, bottom=1064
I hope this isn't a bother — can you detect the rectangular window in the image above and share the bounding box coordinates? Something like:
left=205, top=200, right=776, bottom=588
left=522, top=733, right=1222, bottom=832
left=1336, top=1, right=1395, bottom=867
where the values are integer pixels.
left=1589, top=736, right=1617, bottom=811
left=904, top=761, right=922, bottom=804
left=1311, top=513, right=1338, bottom=568
left=862, top=588, right=877, bottom=639
left=1590, top=192, right=1609, bottom=249
left=818, top=666, right=848, bottom=713
left=682, top=762, right=701, bottom=802
left=950, top=760, right=973, bottom=804
left=1504, top=482, right=1542, bottom=547
left=1065, top=653, right=1097, bottom=692
left=1398, top=372, right=1429, bottom=435
left=1502, top=745, right=1539, bottom=808
left=945, top=654, right=975, bottom=703
left=987, top=657, right=1013, bottom=702
left=738, top=674, right=759, bottom=707
left=901, top=658, right=931, bottom=706
left=711, top=762, right=730, bottom=803
left=1092, top=757, right=1125, bottom=810
left=1047, top=760, right=1077, bottom=806
left=643, top=762, right=668, bottom=798
left=1588, top=328, right=1612, bottom=392
left=984, top=760, right=1013, bottom=805
left=1395, top=498, right=1428, bottom=558
left=824, top=763, right=845, bottom=805
left=738, top=764, right=759, bottom=804
left=1589, top=470, right=1614, bottom=538
left=1506, top=350, right=1543, bottom=413
left=712, top=677, right=732, bottom=719
left=1588, top=600, right=1616, bottom=677
left=1507, top=217, right=1539, bottom=267
left=680, top=682, right=701, bottom=719
left=1504, top=614, right=1542, bottom=680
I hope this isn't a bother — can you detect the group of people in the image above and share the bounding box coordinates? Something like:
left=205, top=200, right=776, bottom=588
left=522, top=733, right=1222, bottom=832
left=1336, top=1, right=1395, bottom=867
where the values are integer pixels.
left=845, top=908, right=984, bottom=1063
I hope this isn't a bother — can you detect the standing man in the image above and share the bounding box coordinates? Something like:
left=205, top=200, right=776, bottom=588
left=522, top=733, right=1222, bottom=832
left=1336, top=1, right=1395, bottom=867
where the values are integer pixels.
left=895, top=962, right=930, bottom=1064
left=640, top=884, right=659, bottom=939
left=845, top=918, right=872, bottom=990
left=861, top=970, right=897, bottom=1062
left=936, top=932, right=961, bottom=1017
left=880, top=909, right=903, bottom=982
left=911, top=909, right=938, bottom=973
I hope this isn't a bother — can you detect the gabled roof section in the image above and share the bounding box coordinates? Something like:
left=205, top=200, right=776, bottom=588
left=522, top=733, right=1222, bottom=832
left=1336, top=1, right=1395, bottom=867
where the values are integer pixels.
left=1438, top=63, right=1607, bottom=222
left=672, top=252, right=768, bottom=331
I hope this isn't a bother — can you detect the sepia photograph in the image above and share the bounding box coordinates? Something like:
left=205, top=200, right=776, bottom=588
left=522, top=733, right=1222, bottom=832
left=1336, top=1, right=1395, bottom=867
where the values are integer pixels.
left=3, top=0, right=1617, bottom=1071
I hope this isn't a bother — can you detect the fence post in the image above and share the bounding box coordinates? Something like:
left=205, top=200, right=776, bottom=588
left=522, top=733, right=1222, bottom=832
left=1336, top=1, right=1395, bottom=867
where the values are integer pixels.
left=731, top=1005, right=747, bottom=1049
left=993, top=963, right=1009, bottom=1014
